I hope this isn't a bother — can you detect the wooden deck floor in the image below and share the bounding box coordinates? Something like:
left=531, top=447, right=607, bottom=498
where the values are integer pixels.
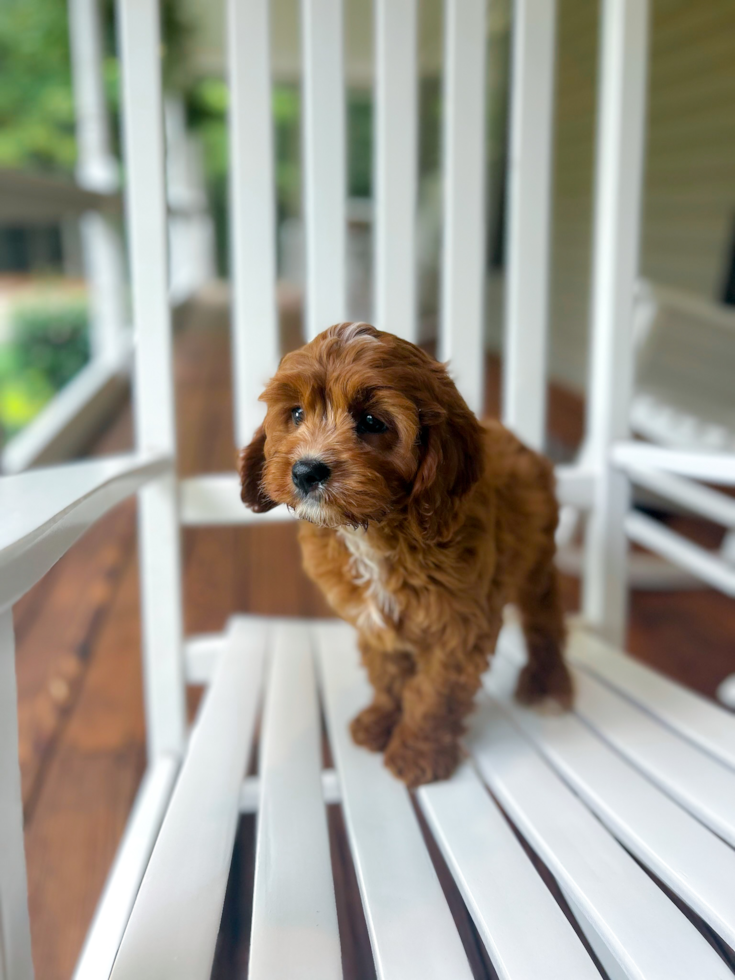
left=14, top=293, right=735, bottom=979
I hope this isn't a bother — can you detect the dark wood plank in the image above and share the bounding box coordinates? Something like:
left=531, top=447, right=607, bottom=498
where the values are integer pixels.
left=14, top=501, right=136, bottom=818
left=24, top=534, right=146, bottom=980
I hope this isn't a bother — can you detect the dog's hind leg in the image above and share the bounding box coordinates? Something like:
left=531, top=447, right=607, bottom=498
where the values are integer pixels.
left=350, top=636, right=415, bottom=752
left=514, top=540, right=573, bottom=711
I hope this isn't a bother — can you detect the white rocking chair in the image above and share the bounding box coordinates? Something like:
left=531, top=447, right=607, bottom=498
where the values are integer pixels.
left=2, top=1, right=735, bottom=978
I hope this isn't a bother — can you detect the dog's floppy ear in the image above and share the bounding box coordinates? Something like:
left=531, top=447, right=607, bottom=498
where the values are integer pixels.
left=408, top=396, right=484, bottom=541
left=239, top=425, right=278, bottom=513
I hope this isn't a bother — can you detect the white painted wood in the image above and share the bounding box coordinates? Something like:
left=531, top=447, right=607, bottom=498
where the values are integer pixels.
left=117, top=0, right=175, bottom=458
left=583, top=0, right=649, bottom=645
left=418, top=763, right=598, bottom=980
left=301, top=0, right=347, bottom=339
left=553, top=465, right=595, bottom=509
left=612, top=442, right=735, bottom=485
left=79, top=211, right=128, bottom=365
left=374, top=0, right=418, bottom=343
left=502, top=0, right=556, bottom=451
left=0, top=612, right=34, bottom=980
left=469, top=698, right=729, bottom=980
left=227, top=0, right=280, bottom=446
left=179, top=474, right=294, bottom=526
left=316, top=622, right=473, bottom=980
left=110, top=619, right=266, bottom=980
left=68, top=0, right=126, bottom=364
left=486, top=685, right=735, bottom=948
left=117, top=0, right=186, bottom=759
left=250, top=624, right=341, bottom=979
left=568, top=628, right=735, bottom=772
left=439, top=0, right=487, bottom=417
left=136, top=473, right=187, bottom=759
left=717, top=674, right=735, bottom=709
left=179, top=468, right=592, bottom=525
left=240, top=769, right=341, bottom=814
left=184, top=632, right=228, bottom=685
left=571, top=669, right=735, bottom=848
left=0, top=453, right=168, bottom=613
left=68, top=0, right=118, bottom=193
left=625, top=510, right=735, bottom=596
left=73, top=755, right=178, bottom=980
left=624, top=464, right=735, bottom=528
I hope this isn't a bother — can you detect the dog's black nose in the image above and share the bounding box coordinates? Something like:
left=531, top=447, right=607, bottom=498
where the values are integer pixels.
left=292, top=458, right=331, bottom=495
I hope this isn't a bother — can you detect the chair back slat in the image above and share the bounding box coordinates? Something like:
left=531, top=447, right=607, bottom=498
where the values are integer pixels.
left=118, top=0, right=186, bottom=758
left=439, top=0, right=488, bottom=416
left=374, top=0, right=419, bottom=343
left=118, top=0, right=175, bottom=456
left=301, top=0, right=347, bottom=340
left=227, top=0, right=280, bottom=446
left=502, top=0, right=557, bottom=452
left=583, top=0, right=650, bottom=644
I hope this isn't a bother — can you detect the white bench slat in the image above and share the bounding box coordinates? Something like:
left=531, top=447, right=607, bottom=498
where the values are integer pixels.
left=469, top=699, right=728, bottom=980
left=418, top=763, right=598, bottom=980
left=611, top=442, right=735, bottom=486
left=227, top=0, right=279, bottom=446
left=488, top=686, right=735, bottom=949
left=572, top=669, right=735, bottom=847
left=439, top=0, right=487, bottom=416
left=374, top=0, right=418, bottom=343
left=110, top=620, right=266, bottom=980
left=301, top=0, right=347, bottom=339
left=625, top=509, right=735, bottom=597
left=179, top=474, right=294, bottom=527
left=569, top=629, right=735, bottom=771
left=249, top=623, right=341, bottom=979
left=73, top=755, right=178, bottom=980
left=0, top=452, right=168, bottom=613
left=315, top=623, right=473, bottom=980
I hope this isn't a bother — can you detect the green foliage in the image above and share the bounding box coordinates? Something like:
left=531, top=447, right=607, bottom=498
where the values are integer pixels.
left=11, top=297, right=89, bottom=389
left=0, top=296, right=89, bottom=437
left=0, top=0, right=76, bottom=172
left=0, top=0, right=195, bottom=177
left=347, top=90, right=372, bottom=199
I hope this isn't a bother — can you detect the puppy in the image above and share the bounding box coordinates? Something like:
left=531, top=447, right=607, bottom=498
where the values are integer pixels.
left=240, top=322, right=573, bottom=787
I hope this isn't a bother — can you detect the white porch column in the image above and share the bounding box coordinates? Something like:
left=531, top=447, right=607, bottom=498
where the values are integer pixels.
left=68, top=0, right=127, bottom=364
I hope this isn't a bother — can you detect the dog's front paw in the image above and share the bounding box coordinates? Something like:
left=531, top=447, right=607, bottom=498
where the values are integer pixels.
left=514, top=660, right=574, bottom=713
left=383, top=727, right=462, bottom=787
left=350, top=703, right=400, bottom=752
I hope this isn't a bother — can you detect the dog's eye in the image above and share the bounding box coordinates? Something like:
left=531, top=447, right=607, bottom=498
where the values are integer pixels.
left=357, top=413, right=388, bottom=434
left=291, top=407, right=305, bottom=426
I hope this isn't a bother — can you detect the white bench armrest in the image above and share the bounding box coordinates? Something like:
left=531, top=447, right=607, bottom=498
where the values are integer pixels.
left=0, top=453, right=170, bottom=610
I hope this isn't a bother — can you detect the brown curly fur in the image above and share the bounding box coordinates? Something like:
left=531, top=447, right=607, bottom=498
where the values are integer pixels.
left=239, top=322, right=573, bottom=787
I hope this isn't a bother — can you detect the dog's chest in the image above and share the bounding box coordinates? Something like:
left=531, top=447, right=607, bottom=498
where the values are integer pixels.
left=337, top=528, right=398, bottom=630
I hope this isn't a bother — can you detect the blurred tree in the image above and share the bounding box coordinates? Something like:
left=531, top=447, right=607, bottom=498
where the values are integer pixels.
left=0, top=0, right=76, bottom=172
left=0, top=0, right=194, bottom=175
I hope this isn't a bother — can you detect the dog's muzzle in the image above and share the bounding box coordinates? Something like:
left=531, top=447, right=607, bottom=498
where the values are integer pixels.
left=292, top=458, right=331, bottom=496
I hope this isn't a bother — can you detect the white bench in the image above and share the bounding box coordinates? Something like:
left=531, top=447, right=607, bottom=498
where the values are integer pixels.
left=1, top=0, right=734, bottom=977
